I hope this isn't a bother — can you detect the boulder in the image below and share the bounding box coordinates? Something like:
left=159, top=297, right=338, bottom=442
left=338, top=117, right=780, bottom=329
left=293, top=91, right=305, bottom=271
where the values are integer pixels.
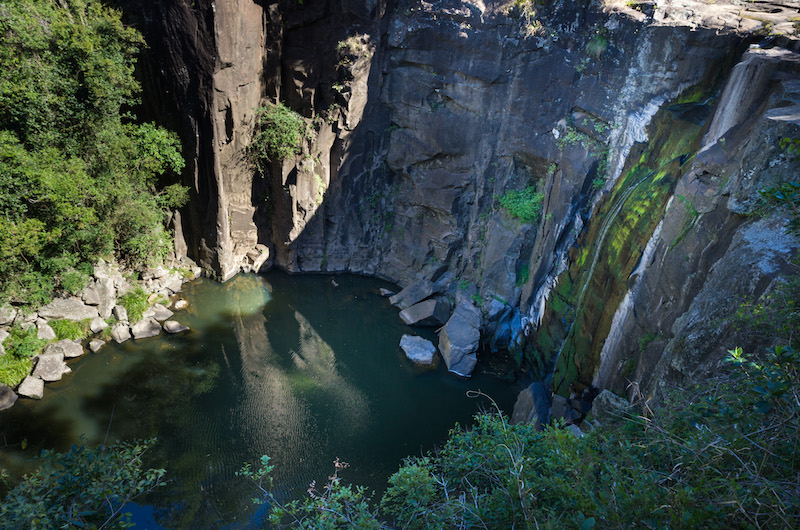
left=0, top=384, right=18, bottom=409
left=43, top=339, right=84, bottom=359
left=379, top=288, right=395, bottom=297
left=151, top=304, right=174, bottom=322
left=95, top=277, right=116, bottom=318
left=113, top=305, right=129, bottom=323
left=162, top=275, right=183, bottom=294
left=32, top=352, right=70, bottom=382
left=174, top=299, right=189, bottom=310
left=399, top=334, right=437, bottom=364
left=37, top=321, right=56, bottom=341
left=17, top=376, right=43, bottom=400
left=438, top=301, right=481, bottom=376
left=163, top=320, right=190, bottom=334
left=510, top=382, right=552, bottom=427
left=89, top=339, right=106, bottom=352
left=399, top=299, right=450, bottom=326
left=90, top=316, right=109, bottom=333
left=38, top=297, right=99, bottom=321
left=111, top=324, right=131, bottom=343
left=551, top=395, right=582, bottom=424
left=82, top=282, right=101, bottom=306
left=586, top=389, right=631, bottom=425
left=0, top=305, right=17, bottom=326
left=131, top=318, right=162, bottom=340
left=390, top=280, right=435, bottom=310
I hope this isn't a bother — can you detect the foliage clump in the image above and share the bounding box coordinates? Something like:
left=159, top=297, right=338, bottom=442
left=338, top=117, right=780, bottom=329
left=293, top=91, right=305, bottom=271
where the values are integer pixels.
left=0, top=0, right=187, bottom=308
left=50, top=319, right=91, bottom=342
left=498, top=186, right=544, bottom=223
left=249, top=102, right=308, bottom=172
left=118, top=287, right=150, bottom=323
left=0, top=439, right=165, bottom=529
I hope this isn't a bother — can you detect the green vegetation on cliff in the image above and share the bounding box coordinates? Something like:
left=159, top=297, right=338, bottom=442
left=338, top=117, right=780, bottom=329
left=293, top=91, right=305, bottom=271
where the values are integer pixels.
left=0, top=0, right=187, bottom=307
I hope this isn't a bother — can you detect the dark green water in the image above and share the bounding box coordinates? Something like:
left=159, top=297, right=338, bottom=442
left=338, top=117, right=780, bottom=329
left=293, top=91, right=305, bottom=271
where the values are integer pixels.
left=0, top=272, right=518, bottom=528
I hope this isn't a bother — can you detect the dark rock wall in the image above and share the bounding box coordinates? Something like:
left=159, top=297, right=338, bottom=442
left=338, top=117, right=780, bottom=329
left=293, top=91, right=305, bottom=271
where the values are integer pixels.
left=123, top=0, right=800, bottom=400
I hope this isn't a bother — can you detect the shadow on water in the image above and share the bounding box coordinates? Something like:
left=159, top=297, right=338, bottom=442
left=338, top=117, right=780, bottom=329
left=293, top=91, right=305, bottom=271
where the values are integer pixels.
left=0, top=272, right=520, bottom=528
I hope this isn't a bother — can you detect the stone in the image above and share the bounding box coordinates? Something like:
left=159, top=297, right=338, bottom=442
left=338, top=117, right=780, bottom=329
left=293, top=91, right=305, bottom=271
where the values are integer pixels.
left=151, top=304, right=174, bottom=322
left=379, top=288, right=395, bottom=297
left=32, top=352, right=70, bottom=382
left=551, top=395, right=582, bottom=424
left=0, top=305, right=17, bottom=326
left=174, top=299, right=189, bottom=310
left=95, top=277, right=116, bottom=319
left=113, top=305, right=128, bottom=323
left=89, top=339, right=106, bottom=352
left=438, top=301, right=481, bottom=377
left=90, top=317, right=109, bottom=333
left=0, top=384, right=18, bottom=409
left=38, top=297, right=99, bottom=321
left=43, top=339, right=84, bottom=359
left=510, top=382, right=551, bottom=427
left=111, top=324, right=131, bottom=343
left=399, top=334, right=437, bottom=364
left=586, top=390, right=631, bottom=425
left=399, top=299, right=450, bottom=327
left=131, top=318, right=162, bottom=340
left=0, top=328, right=8, bottom=356
left=82, top=283, right=101, bottom=306
left=17, top=377, right=43, bottom=400
left=37, top=321, right=57, bottom=341
left=163, top=320, right=190, bottom=334
left=163, top=275, right=184, bottom=294
left=389, top=280, right=435, bottom=310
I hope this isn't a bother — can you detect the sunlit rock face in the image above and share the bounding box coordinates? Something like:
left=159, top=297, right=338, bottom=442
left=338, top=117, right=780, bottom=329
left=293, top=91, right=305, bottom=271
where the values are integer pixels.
left=123, top=0, right=800, bottom=397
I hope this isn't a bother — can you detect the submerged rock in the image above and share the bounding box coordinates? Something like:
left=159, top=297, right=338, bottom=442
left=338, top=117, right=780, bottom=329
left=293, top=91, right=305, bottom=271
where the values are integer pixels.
left=174, top=299, right=189, bottom=310
left=438, top=301, right=481, bottom=377
left=399, top=335, right=437, bottom=364
left=0, top=384, right=18, bottom=409
left=163, top=320, right=190, bottom=334
left=131, top=318, right=162, bottom=340
left=17, top=376, right=43, bottom=400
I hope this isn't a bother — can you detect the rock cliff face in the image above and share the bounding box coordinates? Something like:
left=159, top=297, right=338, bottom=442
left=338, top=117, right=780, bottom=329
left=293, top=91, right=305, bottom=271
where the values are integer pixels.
left=124, top=0, right=800, bottom=400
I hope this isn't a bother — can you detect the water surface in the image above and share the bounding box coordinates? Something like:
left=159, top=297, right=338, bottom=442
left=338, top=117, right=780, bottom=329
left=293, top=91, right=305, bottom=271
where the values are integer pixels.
left=0, top=272, right=519, bottom=528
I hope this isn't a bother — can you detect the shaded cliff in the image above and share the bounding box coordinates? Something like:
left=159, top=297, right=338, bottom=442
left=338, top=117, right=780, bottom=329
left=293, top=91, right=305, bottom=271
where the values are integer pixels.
left=121, top=0, right=800, bottom=400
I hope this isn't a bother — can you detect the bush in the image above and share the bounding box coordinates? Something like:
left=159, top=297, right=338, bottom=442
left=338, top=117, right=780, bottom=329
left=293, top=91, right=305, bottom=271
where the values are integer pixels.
left=0, top=355, right=33, bottom=388
left=249, top=102, right=307, bottom=171
left=498, top=186, right=544, bottom=223
left=4, top=326, right=46, bottom=359
left=50, top=319, right=91, bottom=342
left=118, top=287, right=150, bottom=323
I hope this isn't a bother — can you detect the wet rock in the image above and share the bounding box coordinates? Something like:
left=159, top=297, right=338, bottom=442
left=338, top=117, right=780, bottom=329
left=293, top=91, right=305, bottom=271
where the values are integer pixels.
left=90, top=317, right=109, bottom=334
left=511, top=382, right=551, bottom=427
left=37, top=321, right=56, bottom=341
left=0, top=305, right=17, bottom=326
left=113, top=305, right=128, bottom=323
left=163, top=320, right=190, bottom=334
left=43, top=339, right=84, bottom=359
left=111, top=324, right=131, bottom=343
left=399, top=335, right=437, bottom=364
left=0, top=384, right=18, bottom=409
left=438, top=301, right=481, bottom=376
left=89, top=339, right=106, bottom=352
left=151, top=304, right=174, bottom=322
left=390, top=280, right=435, bottom=310
left=32, top=352, right=70, bottom=382
left=174, top=299, right=189, bottom=310
left=131, top=318, right=162, bottom=340
left=379, top=288, right=395, bottom=297
left=38, top=297, right=99, bottom=321
left=17, top=377, right=43, bottom=400
left=399, top=299, right=450, bottom=327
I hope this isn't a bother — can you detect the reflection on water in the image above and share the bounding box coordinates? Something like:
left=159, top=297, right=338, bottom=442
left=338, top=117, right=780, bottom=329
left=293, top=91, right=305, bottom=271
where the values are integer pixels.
left=0, top=272, right=519, bottom=528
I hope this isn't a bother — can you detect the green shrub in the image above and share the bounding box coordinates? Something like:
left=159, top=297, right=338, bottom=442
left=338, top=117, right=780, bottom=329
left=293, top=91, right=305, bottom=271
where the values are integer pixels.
left=50, top=319, right=91, bottom=341
left=0, top=355, right=33, bottom=388
left=4, top=326, right=46, bottom=359
left=118, top=287, right=150, bottom=323
left=249, top=102, right=307, bottom=171
left=498, top=186, right=544, bottom=223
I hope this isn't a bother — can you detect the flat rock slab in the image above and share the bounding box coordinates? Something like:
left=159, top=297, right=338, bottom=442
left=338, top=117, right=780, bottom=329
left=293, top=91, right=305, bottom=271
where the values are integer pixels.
left=0, top=384, right=18, bottom=410
left=399, top=299, right=450, bottom=327
left=89, top=339, right=106, bottom=352
left=163, top=320, right=190, bottom=334
left=111, top=324, right=131, bottom=343
left=151, top=304, right=174, bottom=322
left=43, top=339, right=84, bottom=359
left=400, top=335, right=437, bottom=364
left=38, top=297, right=99, bottom=321
left=17, top=376, right=43, bottom=400
left=33, top=353, right=70, bottom=382
left=390, top=280, right=435, bottom=310
left=131, top=318, right=162, bottom=340
left=438, top=301, right=481, bottom=377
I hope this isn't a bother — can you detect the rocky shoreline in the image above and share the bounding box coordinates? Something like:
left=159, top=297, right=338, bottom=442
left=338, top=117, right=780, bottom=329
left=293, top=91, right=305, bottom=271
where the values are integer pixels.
left=0, top=258, right=201, bottom=410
